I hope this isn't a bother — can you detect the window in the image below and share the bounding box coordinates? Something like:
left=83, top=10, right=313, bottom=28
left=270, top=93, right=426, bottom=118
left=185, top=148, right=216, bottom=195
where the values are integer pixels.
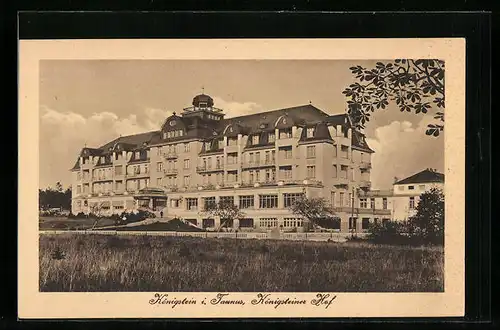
left=76, top=185, right=82, bottom=194
left=77, top=172, right=82, bottom=181
left=360, top=198, right=368, bottom=208
left=306, top=166, right=316, bottom=179
left=306, top=145, right=316, bottom=158
left=184, top=143, right=190, bottom=152
left=349, top=217, right=357, bottom=230
left=259, top=195, right=278, bottom=209
left=265, top=168, right=276, bottom=182
left=157, top=147, right=162, bottom=156
left=171, top=199, right=179, bottom=208
left=183, top=176, right=190, bottom=187
left=217, top=139, right=224, bottom=150
left=228, top=137, right=238, bottom=146
left=409, top=197, right=415, bottom=209
left=114, top=205, right=124, bottom=210
left=339, top=192, right=344, bottom=207
left=268, top=132, right=275, bottom=143
left=227, top=153, right=237, bottom=165
left=135, top=151, right=140, bottom=159
left=419, top=184, right=426, bottom=190
left=370, top=198, right=375, bottom=209
left=279, top=166, right=293, bottom=180
left=203, top=197, right=216, bottom=210
left=332, top=145, right=337, bottom=157
left=239, top=218, right=254, bottom=228
left=307, top=127, right=315, bottom=138
left=382, top=198, right=388, bottom=209
left=340, top=165, right=348, bottom=178
left=156, top=162, right=163, bottom=172
left=255, top=152, right=261, bottom=164
left=114, top=165, right=123, bottom=175
left=279, top=146, right=292, bottom=159
left=220, top=196, right=234, bottom=206
left=115, top=181, right=123, bottom=191
left=283, top=218, right=303, bottom=228
left=362, top=218, right=370, bottom=229
left=398, top=185, right=404, bottom=191
left=204, top=141, right=211, bottom=150
left=340, top=145, right=349, bottom=158
left=330, top=192, right=336, bottom=207
left=252, top=135, right=260, bottom=145
left=202, top=218, right=215, bottom=228
left=408, top=185, right=415, bottom=190
left=186, top=198, right=198, bottom=211
left=259, top=218, right=278, bottom=228
left=332, top=165, right=338, bottom=178
left=249, top=171, right=255, bottom=184
left=255, top=170, right=260, bottom=182
left=100, top=156, right=105, bottom=163
left=157, top=178, right=162, bottom=187
left=239, top=195, right=254, bottom=209
left=279, top=128, right=292, bottom=139
left=183, top=159, right=190, bottom=169
left=284, top=193, right=303, bottom=208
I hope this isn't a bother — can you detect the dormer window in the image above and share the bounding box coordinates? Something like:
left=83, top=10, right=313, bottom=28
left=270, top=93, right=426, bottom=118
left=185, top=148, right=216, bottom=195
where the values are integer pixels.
left=268, top=132, right=275, bottom=143
left=199, top=102, right=207, bottom=109
left=279, top=128, right=292, bottom=139
left=100, top=156, right=105, bottom=163
left=204, top=141, right=211, bottom=150
left=135, top=151, right=140, bottom=159
left=307, top=127, right=315, bottom=138
left=252, top=135, right=260, bottom=145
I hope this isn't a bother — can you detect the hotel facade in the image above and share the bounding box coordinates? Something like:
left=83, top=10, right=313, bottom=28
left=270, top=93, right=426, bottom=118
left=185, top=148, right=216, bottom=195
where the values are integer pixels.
left=70, top=94, right=441, bottom=232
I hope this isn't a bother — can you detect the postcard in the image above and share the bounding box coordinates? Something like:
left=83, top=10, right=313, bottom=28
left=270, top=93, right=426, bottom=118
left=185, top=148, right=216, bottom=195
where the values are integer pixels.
left=19, top=38, right=465, bottom=318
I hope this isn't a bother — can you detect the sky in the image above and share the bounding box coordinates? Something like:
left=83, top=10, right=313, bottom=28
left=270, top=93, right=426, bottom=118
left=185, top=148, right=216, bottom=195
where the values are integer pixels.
left=39, top=60, right=444, bottom=190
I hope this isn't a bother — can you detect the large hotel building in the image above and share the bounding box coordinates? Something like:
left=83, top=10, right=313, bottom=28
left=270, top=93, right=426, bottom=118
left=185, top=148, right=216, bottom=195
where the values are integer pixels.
left=70, top=94, right=443, bottom=232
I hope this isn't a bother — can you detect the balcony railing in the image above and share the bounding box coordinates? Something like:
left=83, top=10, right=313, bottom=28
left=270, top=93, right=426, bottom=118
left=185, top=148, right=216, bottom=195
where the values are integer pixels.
left=333, top=177, right=349, bottom=186
left=163, top=152, right=178, bottom=159
left=359, top=180, right=371, bottom=188
left=333, top=206, right=391, bottom=216
left=126, top=171, right=150, bottom=178
left=196, top=165, right=224, bottom=173
left=359, top=161, right=372, bottom=170
left=242, top=160, right=276, bottom=169
left=164, top=168, right=178, bottom=175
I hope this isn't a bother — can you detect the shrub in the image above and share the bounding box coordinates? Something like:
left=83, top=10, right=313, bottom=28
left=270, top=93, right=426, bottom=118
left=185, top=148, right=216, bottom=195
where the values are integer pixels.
left=367, top=220, right=409, bottom=245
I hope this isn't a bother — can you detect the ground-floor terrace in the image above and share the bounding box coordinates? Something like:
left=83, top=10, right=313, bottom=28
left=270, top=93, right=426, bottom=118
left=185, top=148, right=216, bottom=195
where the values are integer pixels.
left=72, top=184, right=392, bottom=233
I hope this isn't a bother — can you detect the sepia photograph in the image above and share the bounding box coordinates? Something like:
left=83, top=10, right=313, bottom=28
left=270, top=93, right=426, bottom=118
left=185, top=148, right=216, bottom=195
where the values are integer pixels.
left=18, top=39, right=465, bottom=318
left=38, top=59, right=445, bottom=292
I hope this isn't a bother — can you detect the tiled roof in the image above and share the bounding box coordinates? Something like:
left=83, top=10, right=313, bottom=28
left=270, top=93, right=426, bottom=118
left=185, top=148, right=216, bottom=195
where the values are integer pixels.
left=351, top=130, right=374, bottom=153
left=99, top=131, right=157, bottom=151
left=395, top=169, right=445, bottom=185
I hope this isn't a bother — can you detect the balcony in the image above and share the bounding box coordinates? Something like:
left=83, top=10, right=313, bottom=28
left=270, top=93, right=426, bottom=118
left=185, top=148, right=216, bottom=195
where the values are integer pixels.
left=359, top=180, right=371, bottom=189
left=225, top=144, right=239, bottom=153
left=127, top=171, right=150, bottom=178
left=242, top=160, right=276, bottom=169
left=359, top=161, right=372, bottom=170
left=92, top=176, right=113, bottom=182
left=333, top=177, right=349, bottom=186
left=196, top=165, right=224, bottom=173
left=163, top=152, right=178, bottom=160
left=333, top=207, right=391, bottom=216
left=164, top=168, right=178, bottom=175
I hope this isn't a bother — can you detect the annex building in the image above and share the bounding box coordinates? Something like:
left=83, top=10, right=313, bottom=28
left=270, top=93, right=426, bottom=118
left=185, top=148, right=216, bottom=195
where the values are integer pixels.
left=70, top=94, right=443, bottom=232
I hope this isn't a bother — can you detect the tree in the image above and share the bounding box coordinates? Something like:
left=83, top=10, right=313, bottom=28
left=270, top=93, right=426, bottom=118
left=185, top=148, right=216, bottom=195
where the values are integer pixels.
left=343, top=59, right=445, bottom=136
left=288, top=193, right=336, bottom=231
left=39, top=184, right=72, bottom=211
left=89, top=202, right=107, bottom=230
left=201, top=200, right=245, bottom=232
left=408, top=188, right=445, bottom=245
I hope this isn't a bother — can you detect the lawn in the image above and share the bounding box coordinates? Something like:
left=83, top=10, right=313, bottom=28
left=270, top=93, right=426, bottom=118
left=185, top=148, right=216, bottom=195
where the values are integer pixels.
left=39, top=234, right=444, bottom=292
left=39, top=217, right=117, bottom=230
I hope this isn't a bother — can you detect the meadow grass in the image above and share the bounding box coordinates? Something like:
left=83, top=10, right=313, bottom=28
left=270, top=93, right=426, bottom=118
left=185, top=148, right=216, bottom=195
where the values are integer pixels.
left=39, top=234, right=444, bottom=292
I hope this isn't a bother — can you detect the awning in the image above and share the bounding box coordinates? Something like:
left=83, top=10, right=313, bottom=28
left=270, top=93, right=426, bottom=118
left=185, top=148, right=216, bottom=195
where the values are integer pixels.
left=101, top=201, right=111, bottom=207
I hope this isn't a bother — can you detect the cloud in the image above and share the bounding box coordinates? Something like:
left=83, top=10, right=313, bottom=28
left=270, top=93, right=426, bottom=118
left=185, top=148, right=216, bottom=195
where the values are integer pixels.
left=366, top=116, right=444, bottom=190
left=39, top=105, right=171, bottom=189
left=212, top=97, right=264, bottom=118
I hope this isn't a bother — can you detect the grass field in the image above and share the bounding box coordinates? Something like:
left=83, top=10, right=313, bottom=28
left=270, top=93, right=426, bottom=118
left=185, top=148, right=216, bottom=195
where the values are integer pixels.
left=39, top=234, right=444, bottom=292
left=39, top=217, right=117, bottom=230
